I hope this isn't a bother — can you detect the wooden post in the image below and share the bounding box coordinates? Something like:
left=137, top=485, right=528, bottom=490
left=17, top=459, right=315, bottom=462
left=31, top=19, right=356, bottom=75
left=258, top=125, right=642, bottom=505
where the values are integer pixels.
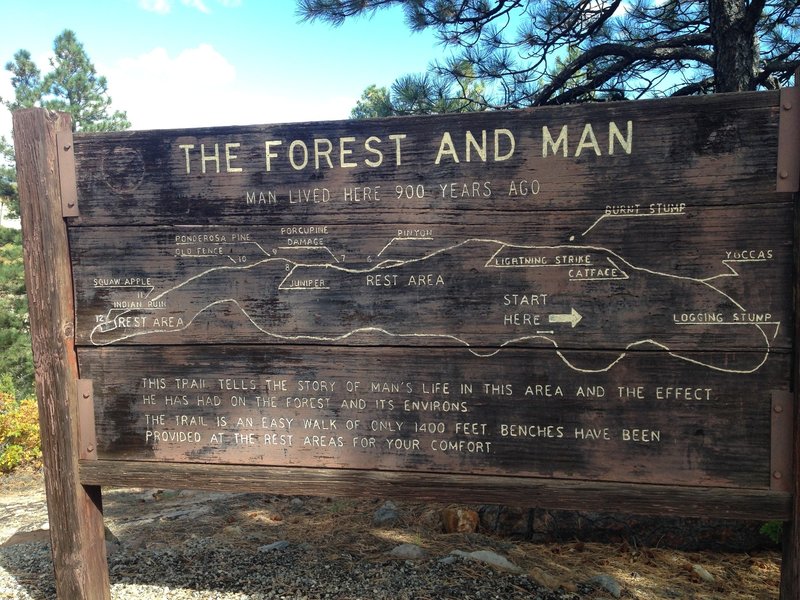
left=780, top=74, right=800, bottom=599
left=13, top=108, right=110, bottom=599
left=780, top=199, right=800, bottom=598
left=780, top=412, right=800, bottom=595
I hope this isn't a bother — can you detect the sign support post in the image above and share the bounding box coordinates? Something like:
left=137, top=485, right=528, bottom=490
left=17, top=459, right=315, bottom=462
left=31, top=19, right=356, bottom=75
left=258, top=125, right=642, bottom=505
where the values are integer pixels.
left=780, top=174, right=800, bottom=599
left=778, top=73, right=800, bottom=599
left=12, top=108, right=110, bottom=599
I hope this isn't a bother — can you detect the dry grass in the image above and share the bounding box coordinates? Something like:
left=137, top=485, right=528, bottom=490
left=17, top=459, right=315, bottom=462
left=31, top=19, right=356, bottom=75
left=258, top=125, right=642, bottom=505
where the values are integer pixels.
left=172, top=494, right=781, bottom=599
left=2, top=471, right=783, bottom=599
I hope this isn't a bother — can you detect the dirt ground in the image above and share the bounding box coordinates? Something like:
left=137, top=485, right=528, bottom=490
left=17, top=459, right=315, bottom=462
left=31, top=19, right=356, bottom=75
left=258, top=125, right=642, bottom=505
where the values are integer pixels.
left=0, top=469, right=783, bottom=599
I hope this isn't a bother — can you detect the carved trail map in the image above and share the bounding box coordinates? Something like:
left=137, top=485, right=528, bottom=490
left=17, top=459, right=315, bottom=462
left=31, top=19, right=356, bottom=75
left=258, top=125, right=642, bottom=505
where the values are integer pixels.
left=68, top=91, right=793, bottom=493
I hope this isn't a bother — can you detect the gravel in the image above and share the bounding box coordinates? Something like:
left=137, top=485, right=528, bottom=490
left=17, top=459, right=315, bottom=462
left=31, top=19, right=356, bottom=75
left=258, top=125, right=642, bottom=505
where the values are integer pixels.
left=1, top=472, right=785, bottom=599
left=0, top=478, right=588, bottom=600
left=1, top=536, right=586, bottom=599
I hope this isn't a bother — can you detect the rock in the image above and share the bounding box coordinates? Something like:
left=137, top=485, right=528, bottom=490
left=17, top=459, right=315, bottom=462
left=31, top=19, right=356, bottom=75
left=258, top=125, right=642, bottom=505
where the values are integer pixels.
left=692, top=564, right=716, bottom=583
left=373, top=501, right=400, bottom=527
left=450, top=550, right=523, bottom=573
left=104, top=526, right=122, bottom=557
left=0, top=529, right=50, bottom=547
left=105, top=540, right=122, bottom=557
left=529, top=566, right=568, bottom=591
left=104, top=526, right=119, bottom=543
left=258, top=540, right=290, bottom=553
left=479, top=505, right=532, bottom=538
left=418, top=508, right=443, bottom=532
left=442, top=507, right=479, bottom=533
left=388, top=543, right=427, bottom=560
left=156, top=490, right=182, bottom=501
left=137, top=489, right=163, bottom=502
left=587, top=574, right=622, bottom=598
left=290, top=498, right=304, bottom=510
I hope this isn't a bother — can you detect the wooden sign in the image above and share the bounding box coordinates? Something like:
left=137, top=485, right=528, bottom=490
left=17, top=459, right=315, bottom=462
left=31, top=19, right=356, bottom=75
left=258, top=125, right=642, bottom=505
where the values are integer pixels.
left=13, top=88, right=800, bottom=598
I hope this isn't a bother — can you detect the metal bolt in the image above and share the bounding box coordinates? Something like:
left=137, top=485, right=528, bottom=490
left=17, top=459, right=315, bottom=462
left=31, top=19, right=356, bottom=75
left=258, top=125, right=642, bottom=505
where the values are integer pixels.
left=86, top=444, right=95, bottom=453
left=774, top=471, right=782, bottom=479
left=780, top=171, right=789, bottom=179
left=83, top=392, right=90, bottom=399
left=63, top=144, right=71, bottom=151
left=774, top=404, right=784, bottom=413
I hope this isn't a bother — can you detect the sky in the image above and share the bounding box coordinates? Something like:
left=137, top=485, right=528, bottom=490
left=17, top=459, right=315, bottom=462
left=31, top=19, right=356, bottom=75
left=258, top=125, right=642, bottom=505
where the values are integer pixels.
left=0, top=0, right=446, bottom=138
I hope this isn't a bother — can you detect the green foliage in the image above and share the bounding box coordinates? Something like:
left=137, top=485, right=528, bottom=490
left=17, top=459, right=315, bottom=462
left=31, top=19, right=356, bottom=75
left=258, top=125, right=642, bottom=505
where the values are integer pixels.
left=2, top=30, right=130, bottom=218
left=760, top=520, right=783, bottom=545
left=351, top=84, right=394, bottom=119
left=0, top=136, right=18, bottom=220
left=3, top=30, right=130, bottom=132
left=351, top=62, right=486, bottom=118
left=0, top=373, right=16, bottom=397
left=0, top=31, right=130, bottom=398
left=0, top=227, right=33, bottom=398
left=301, top=0, right=800, bottom=106
left=0, top=379, right=41, bottom=473
left=4, top=49, right=41, bottom=110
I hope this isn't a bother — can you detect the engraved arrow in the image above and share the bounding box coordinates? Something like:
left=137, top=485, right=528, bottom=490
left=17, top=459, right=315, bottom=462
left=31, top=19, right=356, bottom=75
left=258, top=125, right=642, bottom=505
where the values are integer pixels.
left=104, top=308, right=128, bottom=322
left=548, top=308, right=583, bottom=328
left=93, top=284, right=155, bottom=298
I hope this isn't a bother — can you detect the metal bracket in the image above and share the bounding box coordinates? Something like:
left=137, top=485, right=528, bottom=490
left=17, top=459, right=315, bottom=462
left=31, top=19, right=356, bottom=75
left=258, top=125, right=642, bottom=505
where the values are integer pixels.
left=56, top=130, right=78, bottom=217
left=770, top=390, right=793, bottom=492
left=777, top=87, right=800, bottom=193
left=77, top=379, right=97, bottom=461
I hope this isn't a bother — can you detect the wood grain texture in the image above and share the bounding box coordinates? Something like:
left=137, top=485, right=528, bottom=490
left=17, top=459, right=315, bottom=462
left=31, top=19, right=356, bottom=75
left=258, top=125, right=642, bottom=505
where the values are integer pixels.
left=69, top=205, right=793, bottom=352
left=779, top=185, right=800, bottom=599
left=13, top=108, right=110, bottom=600
left=59, top=90, right=797, bottom=529
left=77, top=345, right=788, bottom=489
left=78, top=460, right=792, bottom=520
left=69, top=91, right=783, bottom=226
left=780, top=370, right=800, bottom=597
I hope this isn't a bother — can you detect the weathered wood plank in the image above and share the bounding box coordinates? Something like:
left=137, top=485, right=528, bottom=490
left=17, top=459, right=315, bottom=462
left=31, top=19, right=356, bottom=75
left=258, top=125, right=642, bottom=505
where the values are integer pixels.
left=67, top=90, right=795, bottom=523
left=77, top=345, right=789, bottom=489
left=780, top=365, right=800, bottom=596
left=70, top=91, right=784, bottom=226
left=70, top=204, right=792, bottom=352
left=779, top=166, right=800, bottom=599
left=13, top=109, right=110, bottom=599
left=78, top=460, right=792, bottom=521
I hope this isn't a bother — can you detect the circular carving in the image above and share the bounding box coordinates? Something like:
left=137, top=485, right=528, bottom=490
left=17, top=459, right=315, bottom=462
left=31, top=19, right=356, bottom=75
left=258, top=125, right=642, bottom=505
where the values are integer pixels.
left=102, top=146, right=145, bottom=194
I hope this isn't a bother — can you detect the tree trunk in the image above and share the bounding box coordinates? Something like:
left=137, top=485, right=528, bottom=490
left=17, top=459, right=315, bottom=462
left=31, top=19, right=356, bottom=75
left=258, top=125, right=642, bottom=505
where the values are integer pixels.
left=708, top=0, right=761, bottom=92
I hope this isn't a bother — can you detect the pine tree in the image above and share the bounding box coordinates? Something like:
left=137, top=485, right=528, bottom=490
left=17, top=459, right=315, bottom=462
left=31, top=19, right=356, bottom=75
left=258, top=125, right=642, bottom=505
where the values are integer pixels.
left=0, top=228, right=32, bottom=398
left=0, top=30, right=130, bottom=396
left=300, top=0, right=800, bottom=107
left=3, top=29, right=130, bottom=131
left=351, top=62, right=486, bottom=118
left=0, top=137, right=16, bottom=220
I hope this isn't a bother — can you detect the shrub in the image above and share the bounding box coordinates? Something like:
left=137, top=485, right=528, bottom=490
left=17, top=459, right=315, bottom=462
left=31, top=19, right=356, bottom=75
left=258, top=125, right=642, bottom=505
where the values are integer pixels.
left=760, top=520, right=783, bottom=545
left=0, top=386, right=41, bottom=473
